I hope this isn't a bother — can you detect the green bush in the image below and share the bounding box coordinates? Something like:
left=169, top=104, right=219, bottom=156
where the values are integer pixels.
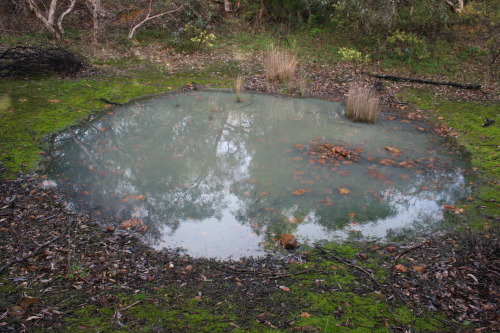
left=385, top=30, right=429, bottom=61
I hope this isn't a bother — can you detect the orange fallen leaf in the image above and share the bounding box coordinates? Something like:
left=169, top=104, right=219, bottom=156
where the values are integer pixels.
left=280, top=234, right=299, bottom=249
left=292, top=189, right=309, bottom=196
left=412, top=266, right=425, bottom=273
left=295, top=144, right=304, bottom=150
left=300, top=312, right=312, bottom=318
left=119, top=218, right=143, bottom=229
left=394, top=264, right=408, bottom=273
left=386, top=246, right=397, bottom=253
left=279, top=286, right=291, bottom=292
left=48, top=99, right=60, bottom=103
left=358, top=253, right=368, bottom=260
left=338, top=187, right=351, bottom=195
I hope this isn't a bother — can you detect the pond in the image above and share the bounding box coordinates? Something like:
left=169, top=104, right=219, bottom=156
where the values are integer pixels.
left=45, top=91, right=471, bottom=259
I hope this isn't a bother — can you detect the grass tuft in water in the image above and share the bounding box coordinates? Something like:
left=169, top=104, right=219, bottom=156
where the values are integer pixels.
left=235, top=74, right=243, bottom=102
left=346, top=83, right=380, bottom=124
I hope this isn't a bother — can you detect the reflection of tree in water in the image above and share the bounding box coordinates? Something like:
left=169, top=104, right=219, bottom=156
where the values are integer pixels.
left=47, top=91, right=468, bottom=250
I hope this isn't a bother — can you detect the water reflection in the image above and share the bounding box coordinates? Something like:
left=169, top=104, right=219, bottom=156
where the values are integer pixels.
left=46, top=91, right=470, bottom=258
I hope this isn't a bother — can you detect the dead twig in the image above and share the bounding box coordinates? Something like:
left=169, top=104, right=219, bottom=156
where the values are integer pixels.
left=391, top=242, right=425, bottom=272
left=0, top=232, right=65, bottom=274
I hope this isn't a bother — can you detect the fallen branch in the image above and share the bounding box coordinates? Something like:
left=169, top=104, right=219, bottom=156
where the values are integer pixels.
left=363, top=72, right=481, bottom=90
left=316, top=246, right=384, bottom=291
left=0, top=232, right=64, bottom=274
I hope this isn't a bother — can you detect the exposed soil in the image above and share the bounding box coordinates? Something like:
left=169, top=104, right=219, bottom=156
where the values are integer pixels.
left=0, top=51, right=499, bottom=332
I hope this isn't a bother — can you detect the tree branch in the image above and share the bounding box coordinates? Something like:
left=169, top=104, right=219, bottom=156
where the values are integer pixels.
left=57, top=0, right=77, bottom=34
left=128, top=3, right=185, bottom=40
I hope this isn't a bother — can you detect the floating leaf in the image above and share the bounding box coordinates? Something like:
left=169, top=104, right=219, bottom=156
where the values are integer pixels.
left=384, top=146, right=402, bottom=154
left=119, top=218, right=142, bottom=229
left=379, top=159, right=394, bottom=165
left=338, top=187, right=351, bottom=195
left=292, top=189, right=309, bottom=196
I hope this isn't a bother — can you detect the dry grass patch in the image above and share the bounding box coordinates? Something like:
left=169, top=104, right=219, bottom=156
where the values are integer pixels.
left=346, top=83, right=380, bottom=123
left=264, top=47, right=297, bottom=83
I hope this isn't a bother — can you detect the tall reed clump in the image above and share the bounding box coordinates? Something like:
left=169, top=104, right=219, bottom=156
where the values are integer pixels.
left=264, top=47, right=297, bottom=83
left=346, top=83, right=381, bottom=124
left=235, top=75, right=243, bottom=102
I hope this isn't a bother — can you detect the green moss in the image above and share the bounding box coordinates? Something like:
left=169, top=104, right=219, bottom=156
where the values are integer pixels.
left=399, top=88, right=498, bottom=178
left=399, top=88, right=499, bottom=229
left=0, top=64, right=233, bottom=177
left=64, top=305, right=114, bottom=332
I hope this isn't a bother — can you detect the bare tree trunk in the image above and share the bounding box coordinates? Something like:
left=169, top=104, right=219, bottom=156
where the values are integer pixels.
left=24, top=0, right=77, bottom=38
left=24, top=0, right=60, bottom=38
left=445, top=0, right=464, bottom=14
left=57, top=0, right=77, bottom=34
left=224, top=0, right=231, bottom=12
left=86, top=0, right=101, bottom=46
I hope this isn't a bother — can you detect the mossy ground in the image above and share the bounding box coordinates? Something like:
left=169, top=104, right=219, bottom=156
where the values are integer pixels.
left=399, top=88, right=499, bottom=229
left=54, top=244, right=447, bottom=332
left=0, top=63, right=233, bottom=177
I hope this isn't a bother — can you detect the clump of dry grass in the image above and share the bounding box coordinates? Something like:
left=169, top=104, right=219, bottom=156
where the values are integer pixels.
left=264, top=47, right=297, bottom=82
left=297, top=75, right=307, bottom=98
left=346, top=83, right=380, bottom=123
left=235, top=75, right=243, bottom=102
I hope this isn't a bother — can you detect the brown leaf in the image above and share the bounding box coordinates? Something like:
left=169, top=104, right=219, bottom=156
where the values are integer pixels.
left=338, top=187, right=351, bottom=195
left=279, top=286, right=291, bottom=292
left=386, top=246, right=397, bottom=253
left=18, top=297, right=39, bottom=311
left=412, top=266, right=426, bottom=274
left=379, top=159, right=395, bottom=165
left=280, top=234, right=299, bottom=250
left=300, top=312, right=312, bottom=317
left=384, top=146, right=402, bottom=154
left=292, top=189, right=309, bottom=196
left=358, top=253, right=368, bottom=260
left=394, top=264, right=408, bottom=273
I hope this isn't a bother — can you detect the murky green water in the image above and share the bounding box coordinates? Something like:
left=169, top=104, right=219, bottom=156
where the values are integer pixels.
left=46, top=91, right=470, bottom=258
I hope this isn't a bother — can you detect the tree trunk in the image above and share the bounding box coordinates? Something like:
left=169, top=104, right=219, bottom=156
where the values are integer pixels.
left=24, top=0, right=60, bottom=38
left=224, top=0, right=231, bottom=12
left=24, top=0, right=77, bottom=38
left=445, top=0, right=464, bottom=14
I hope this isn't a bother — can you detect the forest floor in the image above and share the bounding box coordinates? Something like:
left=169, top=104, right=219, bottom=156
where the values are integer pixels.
left=0, top=46, right=499, bottom=332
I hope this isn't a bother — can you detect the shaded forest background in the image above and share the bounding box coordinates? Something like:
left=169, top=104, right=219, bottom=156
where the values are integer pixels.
left=0, top=0, right=498, bottom=80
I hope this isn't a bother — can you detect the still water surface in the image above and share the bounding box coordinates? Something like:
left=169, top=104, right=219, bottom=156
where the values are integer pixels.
left=46, top=91, right=470, bottom=258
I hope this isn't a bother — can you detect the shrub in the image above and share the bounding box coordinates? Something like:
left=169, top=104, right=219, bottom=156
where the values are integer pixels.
left=346, top=83, right=380, bottom=123
left=264, top=47, right=297, bottom=82
left=385, top=31, right=429, bottom=60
